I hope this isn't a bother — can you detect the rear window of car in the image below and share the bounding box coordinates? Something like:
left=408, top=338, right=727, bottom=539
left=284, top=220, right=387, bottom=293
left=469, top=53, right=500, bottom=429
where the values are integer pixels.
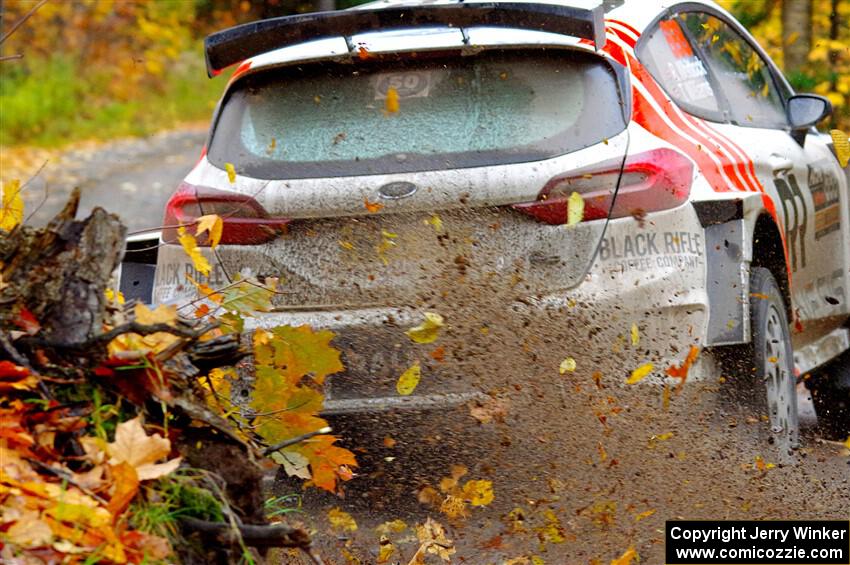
left=207, top=49, right=627, bottom=179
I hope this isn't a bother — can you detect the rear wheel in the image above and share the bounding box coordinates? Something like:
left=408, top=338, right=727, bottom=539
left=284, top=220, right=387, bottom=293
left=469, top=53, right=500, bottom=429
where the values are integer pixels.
left=722, top=267, right=799, bottom=455
left=807, top=348, right=850, bottom=439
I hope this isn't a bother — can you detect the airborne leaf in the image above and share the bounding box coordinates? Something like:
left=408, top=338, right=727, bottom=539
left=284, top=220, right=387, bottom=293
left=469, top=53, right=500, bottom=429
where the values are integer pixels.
left=461, top=479, right=494, bottom=506
left=364, top=197, right=384, bottom=213
left=559, top=357, right=577, bottom=374
left=225, top=162, right=237, bottom=183
left=626, top=362, right=654, bottom=384
left=830, top=130, right=849, bottom=167
left=630, top=323, right=640, bottom=347
left=396, top=362, right=421, bottom=395
left=385, top=86, right=400, bottom=113
left=195, top=214, right=223, bottom=249
left=0, top=179, right=24, bottom=232
left=566, top=191, right=584, bottom=226
left=177, top=227, right=211, bottom=277
left=328, top=507, right=358, bottom=532
left=405, top=312, right=444, bottom=344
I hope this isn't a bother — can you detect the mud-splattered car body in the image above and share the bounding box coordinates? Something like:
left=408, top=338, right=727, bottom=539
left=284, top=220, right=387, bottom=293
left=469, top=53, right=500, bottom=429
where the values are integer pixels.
left=129, top=0, right=850, bottom=447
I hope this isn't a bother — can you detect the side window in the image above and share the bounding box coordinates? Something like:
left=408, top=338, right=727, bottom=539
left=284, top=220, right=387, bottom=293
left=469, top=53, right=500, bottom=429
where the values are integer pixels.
left=679, top=12, right=788, bottom=128
left=638, top=17, right=723, bottom=120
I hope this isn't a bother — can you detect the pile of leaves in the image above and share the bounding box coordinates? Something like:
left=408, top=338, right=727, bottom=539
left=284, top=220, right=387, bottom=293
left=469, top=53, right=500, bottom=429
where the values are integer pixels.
left=0, top=188, right=357, bottom=563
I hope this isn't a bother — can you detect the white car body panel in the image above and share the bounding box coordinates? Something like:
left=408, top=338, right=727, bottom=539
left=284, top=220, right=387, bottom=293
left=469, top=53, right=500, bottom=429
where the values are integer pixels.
left=144, top=0, right=850, bottom=413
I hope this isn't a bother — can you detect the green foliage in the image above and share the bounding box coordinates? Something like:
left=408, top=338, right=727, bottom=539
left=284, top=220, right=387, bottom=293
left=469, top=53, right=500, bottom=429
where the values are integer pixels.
left=0, top=51, right=222, bottom=147
left=719, top=0, right=850, bottom=130
left=130, top=472, right=225, bottom=541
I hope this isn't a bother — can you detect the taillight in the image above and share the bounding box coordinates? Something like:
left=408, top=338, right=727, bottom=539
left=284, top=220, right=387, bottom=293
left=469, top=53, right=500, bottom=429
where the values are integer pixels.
left=513, top=148, right=694, bottom=224
left=162, top=182, right=289, bottom=245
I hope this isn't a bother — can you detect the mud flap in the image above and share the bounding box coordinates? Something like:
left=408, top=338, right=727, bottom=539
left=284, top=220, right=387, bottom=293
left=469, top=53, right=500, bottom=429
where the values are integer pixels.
left=694, top=200, right=749, bottom=346
left=117, top=232, right=160, bottom=305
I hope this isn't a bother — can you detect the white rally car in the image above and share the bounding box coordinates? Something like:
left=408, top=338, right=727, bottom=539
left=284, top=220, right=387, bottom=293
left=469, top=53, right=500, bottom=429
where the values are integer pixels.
left=123, top=0, right=850, bottom=455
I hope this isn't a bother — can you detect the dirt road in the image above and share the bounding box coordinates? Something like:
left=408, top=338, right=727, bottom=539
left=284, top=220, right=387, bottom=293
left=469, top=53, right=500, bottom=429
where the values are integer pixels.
left=7, top=130, right=848, bottom=565
left=11, top=127, right=206, bottom=232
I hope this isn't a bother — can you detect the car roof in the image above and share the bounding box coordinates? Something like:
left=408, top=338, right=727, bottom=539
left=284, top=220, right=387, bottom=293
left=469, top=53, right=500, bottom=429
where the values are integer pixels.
left=233, top=0, right=723, bottom=78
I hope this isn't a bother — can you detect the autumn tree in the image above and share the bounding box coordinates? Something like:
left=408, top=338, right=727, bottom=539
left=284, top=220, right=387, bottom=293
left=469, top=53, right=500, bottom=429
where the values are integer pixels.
left=781, top=0, right=812, bottom=74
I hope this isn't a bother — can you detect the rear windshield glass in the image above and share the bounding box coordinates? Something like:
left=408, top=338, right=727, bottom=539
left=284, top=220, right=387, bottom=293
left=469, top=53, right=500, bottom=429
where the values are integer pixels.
left=207, top=49, right=627, bottom=179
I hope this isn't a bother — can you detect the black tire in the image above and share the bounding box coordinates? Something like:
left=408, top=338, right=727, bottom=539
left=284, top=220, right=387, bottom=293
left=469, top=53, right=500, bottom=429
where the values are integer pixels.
left=807, top=348, right=850, bottom=439
left=721, top=267, right=799, bottom=455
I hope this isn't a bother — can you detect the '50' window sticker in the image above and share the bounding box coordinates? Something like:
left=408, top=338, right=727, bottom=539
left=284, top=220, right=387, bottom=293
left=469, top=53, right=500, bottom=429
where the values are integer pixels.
left=373, top=71, right=439, bottom=100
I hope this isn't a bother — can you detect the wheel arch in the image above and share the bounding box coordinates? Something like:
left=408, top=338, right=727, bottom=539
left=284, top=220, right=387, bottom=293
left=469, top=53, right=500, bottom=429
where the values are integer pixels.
left=749, top=213, right=793, bottom=324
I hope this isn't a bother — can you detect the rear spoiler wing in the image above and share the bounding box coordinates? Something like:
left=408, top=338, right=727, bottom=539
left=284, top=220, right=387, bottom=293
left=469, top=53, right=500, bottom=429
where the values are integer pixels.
left=204, top=1, right=605, bottom=77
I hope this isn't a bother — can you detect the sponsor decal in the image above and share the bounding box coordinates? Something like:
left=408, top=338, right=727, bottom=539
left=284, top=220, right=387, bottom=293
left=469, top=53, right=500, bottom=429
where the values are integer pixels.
left=154, top=261, right=228, bottom=288
left=773, top=172, right=808, bottom=272
left=808, top=161, right=842, bottom=239
left=598, top=231, right=704, bottom=272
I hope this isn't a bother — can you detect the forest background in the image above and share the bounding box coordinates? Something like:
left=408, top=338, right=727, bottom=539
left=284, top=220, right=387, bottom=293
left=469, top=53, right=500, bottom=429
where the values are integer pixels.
left=0, top=0, right=848, bottom=151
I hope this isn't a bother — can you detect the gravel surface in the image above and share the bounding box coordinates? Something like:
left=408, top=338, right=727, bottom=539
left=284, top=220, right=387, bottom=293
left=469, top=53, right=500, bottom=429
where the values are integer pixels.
left=9, top=127, right=206, bottom=232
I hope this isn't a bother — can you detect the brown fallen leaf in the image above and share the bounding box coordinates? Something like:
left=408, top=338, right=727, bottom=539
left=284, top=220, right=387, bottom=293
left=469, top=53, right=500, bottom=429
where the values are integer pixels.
left=106, top=416, right=181, bottom=481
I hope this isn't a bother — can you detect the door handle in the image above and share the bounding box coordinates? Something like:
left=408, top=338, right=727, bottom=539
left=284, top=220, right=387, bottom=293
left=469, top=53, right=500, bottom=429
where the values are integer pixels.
left=769, top=154, right=794, bottom=174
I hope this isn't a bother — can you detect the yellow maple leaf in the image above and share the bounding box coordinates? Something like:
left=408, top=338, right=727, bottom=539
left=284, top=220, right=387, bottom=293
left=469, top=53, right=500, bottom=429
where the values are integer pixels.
left=196, top=214, right=223, bottom=249
left=0, top=179, right=24, bottom=232
left=385, top=87, right=400, bottom=114
left=327, top=507, right=358, bottom=532
left=630, top=323, right=640, bottom=347
left=626, top=362, right=654, bottom=384
left=396, top=362, right=421, bottom=395
left=461, top=479, right=494, bottom=506
left=405, top=312, right=444, bottom=344
left=177, top=226, right=211, bottom=277
left=106, top=416, right=181, bottom=481
left=225, top=162, right=237, bottom=183
left=566, top=191, right=584, bottom=226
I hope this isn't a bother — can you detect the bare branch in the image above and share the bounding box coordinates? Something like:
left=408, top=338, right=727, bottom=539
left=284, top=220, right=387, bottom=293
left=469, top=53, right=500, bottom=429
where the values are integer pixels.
left=261, top=426, right=333, bottom=456
left=180, top=516, right=324, bottom=564
left=0, top=0, right=49, bottom=47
